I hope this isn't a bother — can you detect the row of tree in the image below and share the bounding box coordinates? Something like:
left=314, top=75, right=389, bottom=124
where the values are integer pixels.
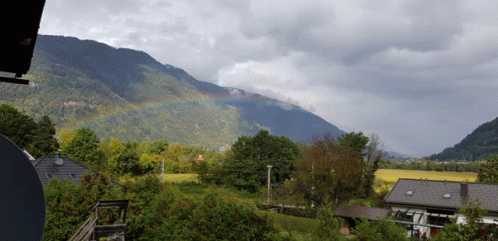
left=379, top=159, right=482, bottom=172
left=56, top=124, right=388, bottom=208
left=58, top=127, right=224, bottom=177
left=202, top=130, right=386, bottom=207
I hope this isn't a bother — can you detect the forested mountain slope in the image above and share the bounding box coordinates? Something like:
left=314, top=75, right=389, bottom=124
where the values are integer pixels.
left=429, top=117, right=498, bottom=161
left=0, top=34, right=345, bottom=150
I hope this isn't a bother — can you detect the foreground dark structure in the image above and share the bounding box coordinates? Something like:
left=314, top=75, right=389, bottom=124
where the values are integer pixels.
left=0, top=1, right=46, bottom=84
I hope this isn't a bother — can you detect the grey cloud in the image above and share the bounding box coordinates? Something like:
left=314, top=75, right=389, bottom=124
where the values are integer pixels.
left=150, top=1, right=173, bottom=9
left=239, top=2, right=332, bottom=39
left=50, top=0, right=141, bottom=16
left=227, top=0, right=465, bottom=65
left=160, top=21, right=190, bottom=34
left=213, top=0, right=251, bottom=16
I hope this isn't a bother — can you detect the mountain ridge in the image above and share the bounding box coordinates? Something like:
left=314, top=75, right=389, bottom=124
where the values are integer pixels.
left=428, top=117, right=498, bottom=161
left=0, top=34, right=346, bottom=150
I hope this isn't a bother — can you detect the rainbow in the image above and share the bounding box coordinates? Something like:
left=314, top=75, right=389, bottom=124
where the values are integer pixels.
left=71, top=95, right=286, bottom=129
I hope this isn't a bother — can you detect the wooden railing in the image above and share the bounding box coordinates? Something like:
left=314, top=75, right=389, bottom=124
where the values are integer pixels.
left=68, top=212, right=98, bottom=241
left=69, top=200, right=129, bottom=241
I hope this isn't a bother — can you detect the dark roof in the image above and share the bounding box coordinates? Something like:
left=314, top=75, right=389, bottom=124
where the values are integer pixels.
left=384, top=178, right=498, bottom=213
left=32, top=156, right=122, bottom=188
left=333, top=205, right=390, bottom=220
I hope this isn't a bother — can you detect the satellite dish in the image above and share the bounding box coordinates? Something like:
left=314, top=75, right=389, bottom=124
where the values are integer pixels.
left=0, top=134, right=45, bottom=240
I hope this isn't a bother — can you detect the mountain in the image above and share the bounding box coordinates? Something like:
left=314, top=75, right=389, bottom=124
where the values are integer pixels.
left=428, top=117, right=498, bottom=161
left=0, top=34, right=346, bottom=151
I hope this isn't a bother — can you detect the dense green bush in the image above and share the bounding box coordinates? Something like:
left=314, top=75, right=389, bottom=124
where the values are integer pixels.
left=140, top=189, right=280, bottom=240
left=311, top=207, right=346, bottom=241
left=352, top=218, right=407, bottom=241
left=43, top=174, right=117, bottom=241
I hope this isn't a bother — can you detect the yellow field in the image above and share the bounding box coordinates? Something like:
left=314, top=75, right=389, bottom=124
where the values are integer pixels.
left=376, top=169, right=477, bottom=183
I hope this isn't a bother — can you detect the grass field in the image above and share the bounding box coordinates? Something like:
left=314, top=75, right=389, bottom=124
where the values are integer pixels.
left=119, top=173, right=198, bottom=184
left=376, top=169, right=477, bottom=184
left=259, top=211, right=318, bottom=236
left=159, top=173, right=197, bottom=183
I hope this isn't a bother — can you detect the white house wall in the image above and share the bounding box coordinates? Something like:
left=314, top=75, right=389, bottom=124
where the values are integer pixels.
left=390, top=206, right=465, bottom=238
left=457, top=214, right=498, bottom=225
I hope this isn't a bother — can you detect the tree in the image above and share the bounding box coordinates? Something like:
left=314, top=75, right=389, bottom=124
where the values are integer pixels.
left=0, top=104, right=37, bottom=149
left=193, top=160, right=210, bottom=184
left=28, top=115, right=59, bottom=158
left=0, top=105, right=59, bottom=158
left=339, top=132, right=386, bottom=197
left=338, top=131, right=369, bottom=157
left=61, top=127, right=102, bottom=165
left=213, top=158, right=262, bottom=193
left=149, top=140, right=169, bottom=155
left=229, top=130, right=300, bottom=186
left=477, top=154, right=498, bottom=183
left=164, top=142, right=191, bottom=173
left=58, top=129, right=76, bottom=149
left=292, top=134, right=365, bottom=206
left=112, top=141, right=143, bottom=175
left=363, top=134, right=386, bottom=197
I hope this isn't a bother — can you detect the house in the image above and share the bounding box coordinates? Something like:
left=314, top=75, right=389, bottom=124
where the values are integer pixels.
left=333, top=204, right=391, bottom=235
left=31, top=153, right=122, bottom=188
left=384, top=178, right=498, bottom=238
left=196, top=154, right=205, bottom=163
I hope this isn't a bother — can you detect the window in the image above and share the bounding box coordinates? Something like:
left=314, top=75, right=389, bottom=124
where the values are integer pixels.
left=406, top=190, right=414, bottom=195
left=443, top=193, right=451, bottom=199
left=398, top=212, right=414, bottom=222
left=70, top=173, right=77, bottom=179
left=427, top=214, right=452, bottom=227
left=46, top=173, right=53, bottom=179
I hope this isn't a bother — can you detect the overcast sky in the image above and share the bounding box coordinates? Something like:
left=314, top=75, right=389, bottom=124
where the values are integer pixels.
left=38, top=0, right=498, bottom=157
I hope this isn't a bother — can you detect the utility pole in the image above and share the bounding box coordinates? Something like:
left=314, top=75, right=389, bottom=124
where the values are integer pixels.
left=162, top=159, right=165, bottom=183
left=311, top=161, right=315, bottom=208
left=267, top=165, right=273, bottom=204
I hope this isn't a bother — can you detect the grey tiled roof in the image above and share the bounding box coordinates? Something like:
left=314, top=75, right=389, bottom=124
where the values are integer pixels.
left=333, top=205, right=390, bottom=220
left=32, top=156, right=122, bottom=188
left=32, top=156, right=90, bottom=187
left=384, top=178, right=498, bottom=213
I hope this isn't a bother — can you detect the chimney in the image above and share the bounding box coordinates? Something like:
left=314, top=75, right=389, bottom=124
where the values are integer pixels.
left=460, top=183, right=468, bottom=199
left=55, top=151, right=63, bottom=166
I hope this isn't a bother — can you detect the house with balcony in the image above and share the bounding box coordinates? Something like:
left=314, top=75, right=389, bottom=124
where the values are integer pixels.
left=384, top=178, right=498, bottom=238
